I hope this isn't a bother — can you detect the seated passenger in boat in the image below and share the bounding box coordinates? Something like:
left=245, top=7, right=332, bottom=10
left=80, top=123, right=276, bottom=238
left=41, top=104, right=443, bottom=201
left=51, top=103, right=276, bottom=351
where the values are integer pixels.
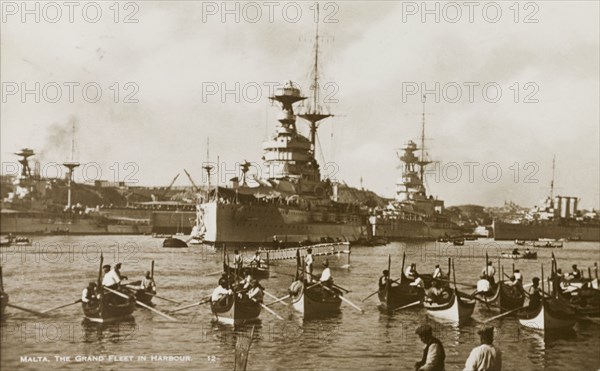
left=379, top=270, right=390, bottom=290
left=425, top=280, right=447, bottom=304
left=115, top=262, right=128, bottom=281
left=211, top=281, right=233, bottom=304
left=247, top=280, right=264, bottom=303
left=241, top=273, right=253, bottom=290
left=512, top=248, right=520, bottom=255
left=410, top=273, right=425, bottom=289
left=504, top=275, right=518, bottom=287
left=82, top=282, right=98, bottom=304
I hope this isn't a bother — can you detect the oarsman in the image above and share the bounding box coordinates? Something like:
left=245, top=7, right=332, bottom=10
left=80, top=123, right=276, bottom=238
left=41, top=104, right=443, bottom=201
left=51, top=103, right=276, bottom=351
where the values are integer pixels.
left=504, top=275, right=518, bottom=287
left=477, top=274, right=491, bottom=293
left=414, top=324, right=445, bottom=371
left=102, top=264, right=120, bottom=288
left=464, top=326, right=502, bottom=371
left=115, top=263, right=128, bottom=281
left=425, top=280, right=445, bottom=304
left=242, top=273, right=253, bottom=290
left=247, top=279, right=264, bottom=303
left=250, top=251, right=263, bottom=268
left=305, top=248, right=314, bottom=283
left=319, top=260, right=332, bottom=287
left=528, top=277, right=543, bottom=309
left=433, top=264, right=442, bottom=280
left=379, top=270, right=390, bottom=290
left=211, top=280, right=233, bottom=304
left=570, top=264, right=581, bottom=280
left=81, top=282, right=98, bottom=304
left=512, top=248, right=520, bottom=255
left=141, top=271, right=156, bottom=293
left=513, top=269, right=522, bottom=282
left=233, top=250, right=243, bottom=271
left=410, top=273, right=425, bottom=290
left=405, top=263, right=418, bottom=280
left=482, top=261, right=496, bottom=286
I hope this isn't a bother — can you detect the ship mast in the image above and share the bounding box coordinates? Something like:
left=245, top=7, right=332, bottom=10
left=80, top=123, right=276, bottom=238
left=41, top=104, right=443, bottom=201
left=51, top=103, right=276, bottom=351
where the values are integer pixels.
left=62, top=120, right=80, bottom=208
left=299, top=3, right=333, bottom=163
left=418, top=95, right=431, bottom=181
left=550, top=155, right=556, bottom=205
left=203, top=138, right=213, bottom=202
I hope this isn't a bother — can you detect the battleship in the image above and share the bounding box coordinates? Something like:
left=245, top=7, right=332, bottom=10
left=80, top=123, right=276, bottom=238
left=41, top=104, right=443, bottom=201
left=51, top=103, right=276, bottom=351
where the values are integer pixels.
left=195, top=22, right=371, bottom=247
left=493, top=157, right=600, bottom=241
left=367, top=101, right=464, bottom=241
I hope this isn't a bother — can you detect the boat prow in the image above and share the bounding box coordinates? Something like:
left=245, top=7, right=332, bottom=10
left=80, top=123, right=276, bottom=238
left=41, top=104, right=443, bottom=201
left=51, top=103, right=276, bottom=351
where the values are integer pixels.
left=211, top=295, right=261, bottom=325
left=518, top=299, right=576, bottom=331
left=424, top=290, right=475, bottom=324
left=290, top=280, right=341, bottom=318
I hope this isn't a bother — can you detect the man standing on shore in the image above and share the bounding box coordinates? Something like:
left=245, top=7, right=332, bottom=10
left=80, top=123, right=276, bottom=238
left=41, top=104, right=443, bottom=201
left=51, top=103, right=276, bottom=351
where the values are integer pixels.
left=464, top=326, right=502, bottom=371
left=414, top=324, right=445, bottom=371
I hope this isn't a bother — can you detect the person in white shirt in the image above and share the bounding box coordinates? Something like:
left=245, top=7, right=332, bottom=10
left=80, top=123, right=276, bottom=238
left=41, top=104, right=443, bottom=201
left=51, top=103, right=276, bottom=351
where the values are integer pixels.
left=211, top=282, right=233, bottom=303
left=433, top=264, right=443, bottom=279
left=513, top=269, right=522, bottom=282
left=141, top=271, right=156, bottom=293
left=476, top=275, right=491, bottom=294
left=250, top=251, right=263, bottom=268
left=233, top=250, right=243, bottom=271
left=320, top=260, right=332, bottom=285
left=481, top=262, right=496, bottom=285
left=81, top=282, right=98, bottom=303
left=405, top=263, right=417, bottom=280
left=242, top=273, right=253, bottom=290
left=305, top=249, right=314, bottom=283
left=464, top=326, right=502, bottom=371
left=101, top=264, right=121, bottom=288
left=247, top=280, right=264, bottom=303
left=410, top=274, right=425, bottom=289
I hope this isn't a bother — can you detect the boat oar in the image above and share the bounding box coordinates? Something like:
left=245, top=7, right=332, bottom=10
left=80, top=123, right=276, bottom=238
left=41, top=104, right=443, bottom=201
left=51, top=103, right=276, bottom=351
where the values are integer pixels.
left=104, top=286, right=178, bottom=322
left=392, top=301, right=421, bottom=312
left=483, top=305, right=527, bottom=323
left=263, top=290, right=288, bottom=306
left=7, top=303, right=47, bottom=317
left=253, top=299, right=284, bottom=320
left=41, top=299, right=82, bottom=313
left=204, top=270, right=225, bottom=277
left=125, top=285, right=181, bottom=304
left=362, top=290, right=381, bottom=302
left=439, top=279, right=477, bottom=289
left=319, top=283, right=364, bottom=313
left=169, top=297, right=211, bottom=313
left=266, top=295, right=290, bottom=307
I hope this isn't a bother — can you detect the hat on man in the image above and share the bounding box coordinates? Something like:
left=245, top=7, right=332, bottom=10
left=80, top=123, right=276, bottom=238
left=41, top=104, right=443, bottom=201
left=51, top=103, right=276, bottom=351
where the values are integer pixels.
left=415, top=324, right=433, bottom=337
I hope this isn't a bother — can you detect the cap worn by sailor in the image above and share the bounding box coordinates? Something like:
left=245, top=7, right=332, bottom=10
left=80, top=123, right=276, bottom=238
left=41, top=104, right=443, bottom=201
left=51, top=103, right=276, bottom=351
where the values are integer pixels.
left=103, top=264, right=111, bottom=270
left=477, top=325, right=495, bottom=340
left=415, top=324, right=433, bottom=337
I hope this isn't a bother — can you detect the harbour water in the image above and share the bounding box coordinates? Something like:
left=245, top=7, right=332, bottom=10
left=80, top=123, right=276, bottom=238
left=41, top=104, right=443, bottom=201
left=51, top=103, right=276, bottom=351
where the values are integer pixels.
left=1, top=236, right=599, bottom=370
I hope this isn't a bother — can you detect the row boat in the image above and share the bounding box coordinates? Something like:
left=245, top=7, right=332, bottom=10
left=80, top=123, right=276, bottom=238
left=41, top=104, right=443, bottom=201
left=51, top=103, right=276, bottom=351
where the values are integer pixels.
left=290, top=280, right=341, bottom=317
left=501, top=252, right=537, bottom=260
left=518, top=298, right=576, bottom=330
left=210, top=295, right=261, bottom=325
left=474, top=281, right=525, bottom=312
left=82, top=290, right=136, bottom=323
left=424, top=289, right=476, bottom=323
left=424, top=258, right=475, bottom=323
left=224, top=263, right=270, bottom=280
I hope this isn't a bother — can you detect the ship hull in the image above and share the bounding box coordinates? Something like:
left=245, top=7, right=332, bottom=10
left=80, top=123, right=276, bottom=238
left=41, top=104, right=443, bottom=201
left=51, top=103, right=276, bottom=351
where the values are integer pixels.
left=0, top=214, right=151, bottom=235
left=494, top=221, right=600, bottom=242
left=370, top=218, right=463, bottom=241
left=199, top=202, right=366, bottom=246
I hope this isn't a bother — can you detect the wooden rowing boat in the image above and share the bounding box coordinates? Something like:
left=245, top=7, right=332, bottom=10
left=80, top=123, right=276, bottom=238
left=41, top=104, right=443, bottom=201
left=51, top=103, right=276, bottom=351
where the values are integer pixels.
left=424, top=289, right=475, bottom=323
left=290, top=280, right=341, bottom=317
left=501, top=252, right=537, bottom=260
left=518, top=298, right=576, bottom=330
left=82, top=289, right=136, bottom=323
left=224, top=263, right=270, bottom=280
left=378, top=284, right=422, bottom=312
left=210, top=294, right=261, bottom=325
left=533, top=241, right=563, bottom=248
left=474, top=281, right=525, bottom=312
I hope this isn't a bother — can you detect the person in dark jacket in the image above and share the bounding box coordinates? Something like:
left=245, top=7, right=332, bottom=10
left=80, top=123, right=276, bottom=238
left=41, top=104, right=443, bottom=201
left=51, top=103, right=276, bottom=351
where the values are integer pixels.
left=414, top=324, right=445, bottom=371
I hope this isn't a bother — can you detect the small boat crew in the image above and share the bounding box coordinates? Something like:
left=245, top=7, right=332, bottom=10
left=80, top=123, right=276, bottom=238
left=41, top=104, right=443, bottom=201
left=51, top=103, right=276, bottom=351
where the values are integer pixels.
left=319, top=260, right=333, bottom=286
left=305, top=248, right=314, bottom=283
left=482, top=261, right=496, bottom=285
left=249, top=251, right=264, bottom=268
left=405, top=263, right=417, bottom=281
left=432, top=265, right=443, bottom=280
left=81, top=282, right=99, bottom=304
left=424, top=280, right=448, bottom=305
left=246, top=280, right=264, bottom=303
left=518, top=276, right=576, bottom=331
left=211, top=279, right=233, bottom=304
left=464, top=326, right=502, bottom=371
left=379, top=270, right=390, bottom=291
left=210, top=276, right=261, bottom=325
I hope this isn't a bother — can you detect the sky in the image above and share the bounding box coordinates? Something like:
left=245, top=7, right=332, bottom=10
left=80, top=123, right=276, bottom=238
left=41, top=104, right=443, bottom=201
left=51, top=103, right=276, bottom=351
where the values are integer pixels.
left=1, top=1, right=599, bottom=209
